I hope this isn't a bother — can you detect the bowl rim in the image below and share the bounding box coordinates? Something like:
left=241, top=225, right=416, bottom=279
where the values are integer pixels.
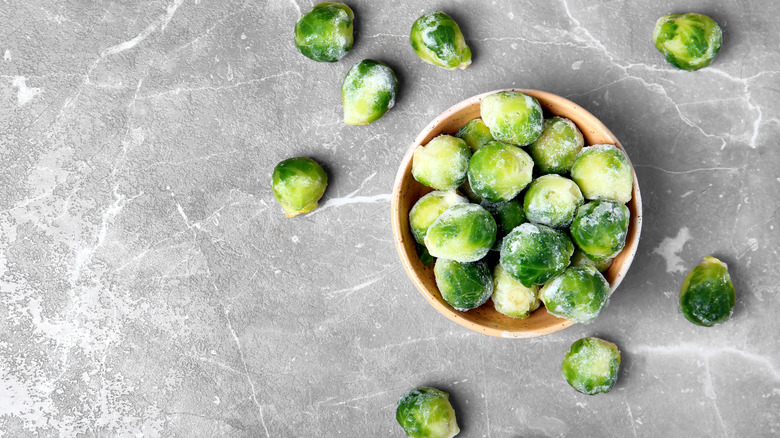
left=391, top=89, right=643, bottom=338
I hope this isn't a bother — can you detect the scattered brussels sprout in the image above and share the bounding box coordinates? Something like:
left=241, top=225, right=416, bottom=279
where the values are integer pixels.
left=435, top=258, right=493, bottom=311
left=680, top=256, right=736, bottom=327
left=424, top=204, right=496, bottom=262
left=413, top=135, right=472, bottom=190
left=562, top=337, right=621, bottom=395
left=458, top=179, right=483, bottom=203
left=492, top=264, right=540, bottom=318
left=500, top=223, right=574, bottom=287
left=397, top=387, right=460, bottom=438
left=570, top=144, right=633, bottom=203
left=570, top=200, right=630, bottom=261
left=482, top=199, right=526, bottom=251
left=653, top=13, right=722, bottom=71
left=417, top=243, right=435, bottom=266
left=294, top=2, right=354, bottom=63
left=480, top=91, right=544, bottom=147
left=528, top=116, right=584, bottom=174
left=342, top=59, right=398, bottom=125
left=523, top=175, right=584, bottom=229
left=271, top=157, right=328, bottom=217
left=410, top=11, right=472, bottom=71
left=456, top=118, right=494, bottom=152
left=539, top=265, right=610, bottom=324
left=409, top=190, right=469, bottom=244
left=571, top=249, right=613, bottom=273
left=467, top=141, right=533, bottom=202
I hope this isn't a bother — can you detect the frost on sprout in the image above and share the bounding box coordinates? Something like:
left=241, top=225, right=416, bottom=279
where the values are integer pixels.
left=561, top=337, right=621, bottom=395
left=413, top=135, right=472, bottom=190
left=294, top=2, right=355, bottom=63
left=434, top=258, right=493, bottom=311
left=410, top=11, right=472, bottom=71
left=467, top=141, right=533, bottom=202
left=523, top=174, right=584, bottom=229
left=571, top=249, right=612, bottom=273
left=480, top=91, right=544, bottom=146
left=456, top=118, right=495, bottom=152
left=529, top=116, right=584, bottom=174
left=396, top=387, right=460, bottom=438
left=409, top=190, right=468, bottom=244
left=570, top=200, right=630, bottom=261
left=679, top=256, right=736, bottom=327
left=342, top=59, right=398, bottom=125
left=539, top=265, right=610, bottom=324
left=571, top=144, right=633, bottom=203
left=424, top=204, right=496, bottom=262
left=653, top=13, right=722, bottom=71
left=500, top=223, right=574, bottom=287
left=492, top=264, right=540, bottom=318
left=271, top=157, right=328, bottom=218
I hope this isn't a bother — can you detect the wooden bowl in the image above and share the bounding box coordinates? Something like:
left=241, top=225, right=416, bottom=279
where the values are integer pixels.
left=391, top=89, right=643, bottom=338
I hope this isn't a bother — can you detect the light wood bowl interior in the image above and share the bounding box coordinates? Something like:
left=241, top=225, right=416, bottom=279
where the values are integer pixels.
left=391, top=89, right=643, bottom=338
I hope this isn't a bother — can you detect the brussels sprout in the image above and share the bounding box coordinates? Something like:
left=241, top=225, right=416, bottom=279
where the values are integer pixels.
left=456, top=118, right=494, bottom=152
left=424, top=204, right=496, bottom=262
left=468, top=141, right=533, bottom=203
left=271, top=157, right=328, bottom=217
left=294, top=2, right=354, bottom=63
left=397, top=387, right=460, bottom=438
left=653, top=13, right=722, bottom=71
left=570, top=144, right=633, bottom=203
left=680, top=256, right=736, bottom=327
left=417, top=243, right=435, bottom=266
left=539, top=265, right=610, bottom=324
left=413, top=135, right=472, bottom=190
left=523, top=175, right=584, bottom=229
left=562, top=337, right=621, bottom=395
left=528, top=116, right=584, bottom=174
left=500, top=223, right=574, bottom=287
left=434, top=258, right=493, bottom=311
left=457, top=179, right=483, bottom=203
left=481, top=199, right=526, bottom=251
left=342, top=59, right=398, bottom=125
left=570, top=200, right=630, bottom=261
left=571, top=249, right=613, bottom=273
left=492, top=264, right=540, bottom=318
left=410, top=11, right=472, bottom=71
left=480, top=91, right=544, bottom=147
left=409, top=190, right=469, bottom=244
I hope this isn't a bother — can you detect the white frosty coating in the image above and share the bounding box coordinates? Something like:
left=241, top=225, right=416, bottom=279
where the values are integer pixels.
left=653, top=227, right=692, bottom=273
left=524, top=175, right=583, bottom=227
left=571, top=144, right=632, bottom=203
left=434, top=259, right=493, bottom=311
left=540, top=266, right=609, bottom=324
left=409, top=189, right=468, bottom=242
left=360, top=64, right=397, bottom=109
left=468, top=143, right=533, bottom=201
left=492, top=264, right=540, bottom=318
left=530, top=117, right=584, bottom=173
left=296, top=5, right=352, bottom=61
left=413, top=136, right=470, bottom=190
left=425, top=204, right=494, bottom=262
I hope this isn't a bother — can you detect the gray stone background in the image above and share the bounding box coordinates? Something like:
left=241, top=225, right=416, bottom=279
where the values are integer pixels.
left=1, top=0, right=779, bottom=436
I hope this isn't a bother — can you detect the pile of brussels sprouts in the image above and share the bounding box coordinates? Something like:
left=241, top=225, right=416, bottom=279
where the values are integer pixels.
left=409, top=90, right=634, bottom=325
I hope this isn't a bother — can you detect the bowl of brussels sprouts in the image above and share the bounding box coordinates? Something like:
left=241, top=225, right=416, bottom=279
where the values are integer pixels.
left=391, top=89, right=642, bottom=338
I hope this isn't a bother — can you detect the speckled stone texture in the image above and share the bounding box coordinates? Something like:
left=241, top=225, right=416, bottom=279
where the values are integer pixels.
left=1, top=0, right=779, bottom=436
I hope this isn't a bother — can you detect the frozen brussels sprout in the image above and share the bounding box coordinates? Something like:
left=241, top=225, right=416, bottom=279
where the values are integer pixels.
left=271, top=157, right=328, bottom=217
left=397, top=387, right=460, bottom=438
left=570, top=200, right=630, bottom=261
left=571, top=249, right=613, bottom=273
left=435, top=258, right=493, bottom=311
left=482, top=199, right=526, bottom=250
left=424, top=204, right=496, bottom=262
left=500, top=223, right=574, bottom=287
left=539, top=265, right=610, bottom=324
left=528, top=116, right=584, bottom=174
left=562, top=337, right=621, bottom=395
left=492, top=264, right=540, bottom=318
left=467, top=141, right=533, bottom=202
left=653, top=13, right=722, bottom=71
left=571, top=144, right=633, bottom=203
left=680, top=256, right=736, bottom=327
left=456, top=118, right=494, bottom=152
left=523, top=175, right=584, bottom=229
left=294, top=2, right=354, bottom=63
left=458, top=179, right=483, bottom=203
left=480, top=91, right=544, bottom=147
left=413, top=135, right=472, bottom=190
left=409, top=190, right=469, bottom=244
left=410, top=11, right=472, bottom=71
left=417, top=243, right=435, bottom=266
left=342, top=59, right=398, bottom=125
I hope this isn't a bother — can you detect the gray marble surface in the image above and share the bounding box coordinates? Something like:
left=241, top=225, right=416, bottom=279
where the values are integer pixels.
left=1, top=0, right=779, bottom=436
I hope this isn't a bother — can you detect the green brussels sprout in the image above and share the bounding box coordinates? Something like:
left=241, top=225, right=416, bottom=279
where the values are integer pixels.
left=570, top=144, right=633, bottom=203
left=271, top=157, right=328, bottom=217
left=570, top=200, right=630, bottom=261
left=424, top=204, right=496, bottom=262
left=480, top=91, right=544, bottom=147
left=500, top=223, right=574, bottom=287
left=457, top=179, right=483, bottom=203
left=571, top=249, right=613, bottom=273
left=396, top=387, right=460, bottom=438
left=481, top=199, right=526, bottom=251
left=409, top=190, right=469, bottom=245
left=342, top=59, right=398, bottom=125
left=434, top=258, right=493, bottom=311
left=539, top=265, right=610, bottom=324
left=294, top=2, right=354, bottom=63
left=456, top=118, right=494, bottom=152
left=680, top=256, right=736, bottom=327
left=492, top=264, right=540, bottom=318
left=653, top=13, right=722, bottom=71
left=410, top=11, right=472, bottom=71
left=467, top=141, right=533, bottom=203
left=417, top=243, right=435, bottom=266
left=413, top=135, right=472, bottom=190
left=523, top=175, right=584, bottom=229
left=528, top=116, right=584, bottom=174
left=562, top=337, right=621, bottom=395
